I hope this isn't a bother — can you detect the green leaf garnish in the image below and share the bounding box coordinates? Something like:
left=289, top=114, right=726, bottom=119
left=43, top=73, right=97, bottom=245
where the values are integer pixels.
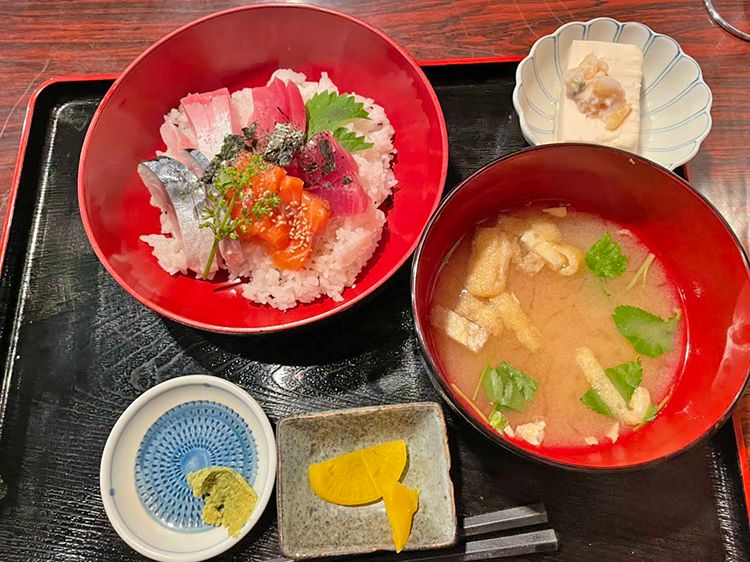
left=305, top=91, right=370, bottom=149
left=581, top=388, right=614, bottom=417
left=332, top=127, right=373, bottom=152
left=613, top=305, right=680, bottom=357
left=489, top=409, right=508, bottom=431
left=585, top=232, right=628, bottom=278
left=483, top=362, right=538, bottom=412
left=604, top=359, right=643, bottom=401
left=643, top=403, right=659, bottom=423
left=580, top=360, right=643, bottom=418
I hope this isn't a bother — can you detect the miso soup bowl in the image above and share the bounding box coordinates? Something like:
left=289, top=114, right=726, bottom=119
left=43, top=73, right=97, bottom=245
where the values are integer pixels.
left=412, top=144, right=750, bottom=470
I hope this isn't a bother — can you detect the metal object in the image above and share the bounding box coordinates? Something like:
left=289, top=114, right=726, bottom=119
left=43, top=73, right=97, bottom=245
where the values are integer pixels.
left=705, top=0, right=750, bottom=41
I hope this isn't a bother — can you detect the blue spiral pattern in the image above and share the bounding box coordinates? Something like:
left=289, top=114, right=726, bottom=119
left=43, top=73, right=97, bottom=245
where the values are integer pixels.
left=134, top=400, right=257, bottom=531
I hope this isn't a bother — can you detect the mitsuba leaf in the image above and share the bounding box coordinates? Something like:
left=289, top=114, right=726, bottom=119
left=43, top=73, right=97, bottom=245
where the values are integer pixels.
left=483, top=363, right=538, bottom=412
left=613, top=305, right=679, bottom=358
left=585, top=232, right=628, bottom=278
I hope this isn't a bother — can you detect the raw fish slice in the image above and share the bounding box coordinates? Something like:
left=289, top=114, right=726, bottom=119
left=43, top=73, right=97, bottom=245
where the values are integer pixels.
left=160, top=119, right=194, bottom=156
left=249, top=78, right=306, bottom=139
left=297, top=131, right=370, bottom=216
left=159, top=107, right=197, bottom=158
left=284, top=80, right=306, bottom=132
left=182, top=149, right=211, bottom=177
left=180, top=88, right=240, bottom=158
left=138, top=157, right=220, bottom=278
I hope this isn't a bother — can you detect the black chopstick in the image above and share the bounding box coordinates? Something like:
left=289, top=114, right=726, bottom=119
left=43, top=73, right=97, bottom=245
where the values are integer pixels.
left=459, top=502, right=548, bottom=537
left=266, top=503, right=556, bottom=561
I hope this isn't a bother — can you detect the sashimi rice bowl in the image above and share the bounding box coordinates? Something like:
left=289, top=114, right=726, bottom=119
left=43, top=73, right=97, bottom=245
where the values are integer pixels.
left=140, top=69, right=395, bottom=311
left=78, top=5, right=448, bottom=332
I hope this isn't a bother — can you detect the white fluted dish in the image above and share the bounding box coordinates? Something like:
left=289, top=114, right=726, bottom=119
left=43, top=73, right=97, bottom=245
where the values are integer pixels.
left=512, top=18, right=712, bottom=170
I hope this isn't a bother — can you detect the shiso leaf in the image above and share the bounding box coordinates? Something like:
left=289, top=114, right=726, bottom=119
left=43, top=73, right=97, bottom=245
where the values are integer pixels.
left=332, top=127, right=373, bottom=152
left=305, top=91, right=369, bottom=141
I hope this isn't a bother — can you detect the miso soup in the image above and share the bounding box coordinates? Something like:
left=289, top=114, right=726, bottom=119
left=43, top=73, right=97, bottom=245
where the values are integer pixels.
left=429, top=207, right=684, bottom=448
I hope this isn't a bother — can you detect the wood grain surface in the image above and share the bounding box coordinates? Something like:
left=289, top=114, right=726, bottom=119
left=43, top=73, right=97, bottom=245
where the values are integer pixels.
left=1, top=0, right=749, bottom=487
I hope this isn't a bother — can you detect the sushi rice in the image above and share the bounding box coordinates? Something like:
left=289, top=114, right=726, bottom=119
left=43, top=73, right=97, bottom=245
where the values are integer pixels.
left=142, top=69, right=397, bottom=310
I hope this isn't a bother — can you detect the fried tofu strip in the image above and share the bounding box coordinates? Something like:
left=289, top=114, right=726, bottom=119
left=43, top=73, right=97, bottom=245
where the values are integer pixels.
left=490, top=292, right=542, bottom=352
left=465, top=227, right=514, bottom=297
left=511, top=240, right=546, bottom=276
left=520, top=222, right=583, bottom=276
left=574, top=347, right=651, bottom=426
left=456, top=292, right=504, bottom=337
left=429, top=305, right=488, bottom=352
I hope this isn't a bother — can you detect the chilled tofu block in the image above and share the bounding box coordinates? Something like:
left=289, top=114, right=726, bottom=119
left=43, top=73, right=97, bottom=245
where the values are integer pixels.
left=556, top=40, right=643, bottom=153
left=456, top=292, right=504, bottom=337
left=491, top=292, right=542, bottom=352
left=465, top=228, right=513, bottom=297
left=429, top=305, right=488, bottom=352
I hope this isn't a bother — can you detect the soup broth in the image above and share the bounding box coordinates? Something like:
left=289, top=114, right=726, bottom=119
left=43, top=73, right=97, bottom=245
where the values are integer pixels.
left=430, top=208, right=683, bottom=448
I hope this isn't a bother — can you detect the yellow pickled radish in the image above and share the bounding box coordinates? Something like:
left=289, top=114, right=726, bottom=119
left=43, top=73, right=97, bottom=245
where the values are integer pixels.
left=308, top=440, right=407, bottom=506
left=383, top=480, right=420, bottom=552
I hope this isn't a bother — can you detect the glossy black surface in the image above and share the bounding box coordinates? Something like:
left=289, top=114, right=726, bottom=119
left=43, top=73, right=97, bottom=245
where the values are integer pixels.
left=0, top=66, right=747, bottom=561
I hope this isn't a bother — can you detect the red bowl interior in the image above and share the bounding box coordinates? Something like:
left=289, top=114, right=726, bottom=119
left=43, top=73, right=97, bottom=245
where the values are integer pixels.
left=412, top=144, right=750, bottom=470
left=79, top=5, right=447, bottom=333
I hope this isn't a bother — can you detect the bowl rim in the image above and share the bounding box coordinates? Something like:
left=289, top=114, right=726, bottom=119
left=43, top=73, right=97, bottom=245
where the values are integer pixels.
left=99, top=374, right=278, bottom=561
left=77, top=3, right=449, bottom=334
left=511, top=16, right=713, bottom=171
left=410, top=142, right=750, bottom=472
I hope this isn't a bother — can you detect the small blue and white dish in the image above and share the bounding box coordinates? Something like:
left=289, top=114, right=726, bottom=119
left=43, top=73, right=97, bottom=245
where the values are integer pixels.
left=100, top=375, right=276, bottom=562
left=512, top=18, right=712, bottom=170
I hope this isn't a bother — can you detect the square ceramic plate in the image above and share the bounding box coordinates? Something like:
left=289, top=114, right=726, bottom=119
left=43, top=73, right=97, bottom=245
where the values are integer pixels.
left=276, top=402, right=457, bottom=559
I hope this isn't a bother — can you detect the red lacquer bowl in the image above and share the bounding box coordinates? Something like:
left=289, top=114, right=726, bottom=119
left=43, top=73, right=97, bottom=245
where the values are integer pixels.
left=78, top=5, right=447, bottom=333
left=412, top=144, right=750, bottom=470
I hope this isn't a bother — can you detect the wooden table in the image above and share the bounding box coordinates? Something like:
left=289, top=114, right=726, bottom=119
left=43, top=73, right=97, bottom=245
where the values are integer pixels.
left=2, top=0, right=749, bottom=473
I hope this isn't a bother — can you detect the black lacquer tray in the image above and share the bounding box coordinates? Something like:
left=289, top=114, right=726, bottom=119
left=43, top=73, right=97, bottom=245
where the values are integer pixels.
left=0, top=63, right=748, bottom=561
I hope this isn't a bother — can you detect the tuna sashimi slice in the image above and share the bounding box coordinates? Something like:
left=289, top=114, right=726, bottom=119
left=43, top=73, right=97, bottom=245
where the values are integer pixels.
left=297, top=131, right=370, bottom=216
left=181, top=88, right=240, bottom=158
left=247, top=78, right=306, bottom=139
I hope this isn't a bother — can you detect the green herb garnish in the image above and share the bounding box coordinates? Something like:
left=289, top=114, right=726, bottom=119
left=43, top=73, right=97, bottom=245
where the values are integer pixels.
left=612, top=305, right=679, bottom=358
left=489, top=409, right=508, bottom=431
left=580, top=360, right=643, bottom=418
left=585, top=232, right=628, bottom=278
left=250, top=192, right=281, bottom=219
left=198, top=153, right=267, bottom=279
left=483, top=362, right=538, bottom=412
left=305, top=91, right=372, bottom=151
left=642, top=403, right=659, bottom=423
left=332, top=127, right=373, bottom=152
